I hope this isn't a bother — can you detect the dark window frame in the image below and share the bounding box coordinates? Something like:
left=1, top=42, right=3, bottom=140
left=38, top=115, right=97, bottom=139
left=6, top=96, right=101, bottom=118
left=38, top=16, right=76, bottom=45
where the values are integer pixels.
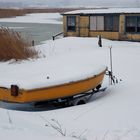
left=125, top=16, right=140, bottom=33
left=89, top=14, right=119, bottom=32
left=67, top=16, right=76, bottom=32
left=137, top=17, right=140, bottom=32
left=104, top=15, right=119, bottom=32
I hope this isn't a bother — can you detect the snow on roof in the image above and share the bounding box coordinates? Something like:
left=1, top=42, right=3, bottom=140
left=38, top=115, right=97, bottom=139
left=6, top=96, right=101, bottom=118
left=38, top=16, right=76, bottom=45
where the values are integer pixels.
left=63, top=8, right=140, bottom=15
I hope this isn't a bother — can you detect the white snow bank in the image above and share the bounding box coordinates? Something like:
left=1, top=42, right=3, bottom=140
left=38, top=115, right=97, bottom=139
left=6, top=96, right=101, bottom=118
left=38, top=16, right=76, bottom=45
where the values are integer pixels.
left=0, top=37, right=106, bottom=90
left=0, top=37, right=140, bottom=140
left=0, top=13, right=62, bottom=24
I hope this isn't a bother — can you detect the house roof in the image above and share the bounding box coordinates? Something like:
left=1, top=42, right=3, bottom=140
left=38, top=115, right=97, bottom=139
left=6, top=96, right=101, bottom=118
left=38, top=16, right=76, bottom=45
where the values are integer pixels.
left=62, top=8, right=140, bottom=15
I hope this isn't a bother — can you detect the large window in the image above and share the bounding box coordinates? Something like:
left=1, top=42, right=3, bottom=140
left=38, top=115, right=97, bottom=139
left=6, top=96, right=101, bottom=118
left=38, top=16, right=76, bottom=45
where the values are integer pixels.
left=126, top=16, right=140, bottom=33
left=90, top=16, right=104, bottom=31
left=67, top=16, right=76, bottom=32
left=137, top=17, right=140, bottom=32
left=90, top=15, right=119, bottom=32
left=104, top=16, right=119, bottom=31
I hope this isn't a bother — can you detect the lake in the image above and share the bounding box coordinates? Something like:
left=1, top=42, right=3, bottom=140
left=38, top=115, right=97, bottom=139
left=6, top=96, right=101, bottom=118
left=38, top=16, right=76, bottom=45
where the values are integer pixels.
left=0, top=22, right=62, bottom=45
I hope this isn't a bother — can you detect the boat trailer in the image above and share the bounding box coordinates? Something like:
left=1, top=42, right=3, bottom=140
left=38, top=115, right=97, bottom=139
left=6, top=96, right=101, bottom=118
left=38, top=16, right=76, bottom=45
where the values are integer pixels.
left=35, top=86, right=107, bottom=107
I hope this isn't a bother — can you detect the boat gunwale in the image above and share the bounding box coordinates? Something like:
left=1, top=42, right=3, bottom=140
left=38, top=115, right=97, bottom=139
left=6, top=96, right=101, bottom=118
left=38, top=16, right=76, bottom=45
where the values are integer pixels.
left=27, top=67, right=107, bottom=92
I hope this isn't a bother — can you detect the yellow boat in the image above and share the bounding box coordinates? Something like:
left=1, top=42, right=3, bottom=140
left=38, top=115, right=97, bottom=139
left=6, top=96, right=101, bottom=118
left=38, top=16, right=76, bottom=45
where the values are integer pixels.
left=0, top=67, right=107, bottom=103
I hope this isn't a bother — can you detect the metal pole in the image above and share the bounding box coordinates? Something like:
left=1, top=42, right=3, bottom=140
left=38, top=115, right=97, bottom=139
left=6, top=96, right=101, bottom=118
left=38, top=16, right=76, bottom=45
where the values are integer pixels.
left=109, top=46, right=113, bottom=85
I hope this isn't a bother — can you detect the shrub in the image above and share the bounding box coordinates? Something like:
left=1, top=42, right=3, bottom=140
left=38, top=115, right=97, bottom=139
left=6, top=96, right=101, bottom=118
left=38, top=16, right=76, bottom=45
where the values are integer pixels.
left=0, top=26, right=38, bottom=61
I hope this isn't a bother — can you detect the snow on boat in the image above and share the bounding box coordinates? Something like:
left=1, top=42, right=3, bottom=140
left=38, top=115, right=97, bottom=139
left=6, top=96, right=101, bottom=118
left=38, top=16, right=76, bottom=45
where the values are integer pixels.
left=0, top=67, right=107, bottom=103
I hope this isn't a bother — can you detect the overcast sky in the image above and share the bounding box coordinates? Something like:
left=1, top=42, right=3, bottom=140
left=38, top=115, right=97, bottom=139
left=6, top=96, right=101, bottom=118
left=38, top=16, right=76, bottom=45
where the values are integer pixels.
left=0, top=0, right=139, bottom=8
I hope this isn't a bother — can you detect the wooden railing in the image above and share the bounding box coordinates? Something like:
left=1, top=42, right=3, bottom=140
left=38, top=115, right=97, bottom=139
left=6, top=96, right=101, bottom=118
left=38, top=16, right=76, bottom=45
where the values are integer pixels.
left=52, top=32, right=63, bottom=40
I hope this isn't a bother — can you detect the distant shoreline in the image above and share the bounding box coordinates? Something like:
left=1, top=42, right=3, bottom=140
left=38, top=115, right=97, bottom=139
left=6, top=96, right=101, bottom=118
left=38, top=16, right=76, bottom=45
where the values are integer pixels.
left=0, top=8, right=79, bottom=18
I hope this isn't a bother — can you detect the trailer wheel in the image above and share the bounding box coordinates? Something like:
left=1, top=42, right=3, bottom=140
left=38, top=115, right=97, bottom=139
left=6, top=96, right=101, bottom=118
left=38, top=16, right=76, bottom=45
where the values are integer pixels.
left=96, top=84, right=101, bottom=90
left=77, top=100, right=86, bottom=105
left=73, top=96, right=87, bottom=105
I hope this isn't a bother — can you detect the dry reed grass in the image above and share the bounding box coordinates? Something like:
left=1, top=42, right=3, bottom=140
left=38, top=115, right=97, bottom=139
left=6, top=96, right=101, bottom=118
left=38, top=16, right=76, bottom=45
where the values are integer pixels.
left=0, top=8, right=79, bottom=18
left=0, top=27, right=38, bottom=61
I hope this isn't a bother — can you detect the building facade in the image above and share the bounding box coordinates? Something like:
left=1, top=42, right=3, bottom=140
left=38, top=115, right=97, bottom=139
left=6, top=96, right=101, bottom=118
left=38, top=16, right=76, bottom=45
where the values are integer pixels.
left=62, top=8, right=140, bottom=41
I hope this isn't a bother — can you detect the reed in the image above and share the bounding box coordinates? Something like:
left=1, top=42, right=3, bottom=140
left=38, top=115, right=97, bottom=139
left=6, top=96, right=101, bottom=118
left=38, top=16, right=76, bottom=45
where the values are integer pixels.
left=0, top=27, right=38, bottom=61
left=0, top=8, right=79, bottom=18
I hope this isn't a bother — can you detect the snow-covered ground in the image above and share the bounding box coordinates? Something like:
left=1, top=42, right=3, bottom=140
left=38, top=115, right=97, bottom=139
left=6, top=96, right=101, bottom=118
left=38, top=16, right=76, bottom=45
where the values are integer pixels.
left=0, top=13, right=62, bottom=24
left=0, top=11, right=140, bottom=140
left=0, top=36, right=140, bottom=140
left=0, top=37, right=106, bottom=89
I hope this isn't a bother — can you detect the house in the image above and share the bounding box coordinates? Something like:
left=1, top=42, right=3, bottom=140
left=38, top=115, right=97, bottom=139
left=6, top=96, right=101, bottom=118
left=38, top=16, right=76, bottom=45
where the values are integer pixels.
left=62, top=8, right=140, bottom=41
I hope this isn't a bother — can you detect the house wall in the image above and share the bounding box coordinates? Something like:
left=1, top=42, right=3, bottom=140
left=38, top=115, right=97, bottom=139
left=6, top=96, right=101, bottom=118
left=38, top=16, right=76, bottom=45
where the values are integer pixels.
left=89, top=32, right=119, bottom=40
left=126, top=34, right=140, bottom=41
left=63, top=14, right=140, bottom=41
left=63, top=15, right=79, bottom=37
left=63, top=15, right=120, bottom=40
left=119, top=14, right=140, bottom=41
left=79, top=16, right=89, bottom=37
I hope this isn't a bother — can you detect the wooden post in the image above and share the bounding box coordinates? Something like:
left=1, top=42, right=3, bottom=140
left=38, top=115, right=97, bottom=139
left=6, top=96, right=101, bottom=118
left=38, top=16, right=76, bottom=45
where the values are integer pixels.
left=98, top=35, right=102, bottom=47
left=52, top=36, right=55, bottom=41
left=32, top=40, right=35, bottom=46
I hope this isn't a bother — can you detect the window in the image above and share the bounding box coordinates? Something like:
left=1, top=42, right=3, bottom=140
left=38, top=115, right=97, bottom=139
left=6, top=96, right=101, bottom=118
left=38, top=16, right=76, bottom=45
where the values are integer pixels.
left=67, top=16, right=76, bottom=32
left=104, top=16, right=119, bottom=31
left=126, top=16, right=140, bottom=33
left=137, top=17, right=140, bottom=32
left=90, top=16, right=104, bottom=31
left=126, top=17, right=136, bottom=32
left=90, top=15, right=119, bottom=32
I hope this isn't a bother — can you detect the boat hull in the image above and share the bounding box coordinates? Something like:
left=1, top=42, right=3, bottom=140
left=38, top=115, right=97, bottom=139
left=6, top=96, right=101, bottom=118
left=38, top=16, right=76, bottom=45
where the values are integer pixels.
left=0, top=68, right=107, bottom=103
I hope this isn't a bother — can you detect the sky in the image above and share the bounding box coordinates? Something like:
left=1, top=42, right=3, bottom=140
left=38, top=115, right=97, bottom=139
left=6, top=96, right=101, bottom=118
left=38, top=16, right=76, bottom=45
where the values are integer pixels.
left=0, top=0, right=140, bottom=8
